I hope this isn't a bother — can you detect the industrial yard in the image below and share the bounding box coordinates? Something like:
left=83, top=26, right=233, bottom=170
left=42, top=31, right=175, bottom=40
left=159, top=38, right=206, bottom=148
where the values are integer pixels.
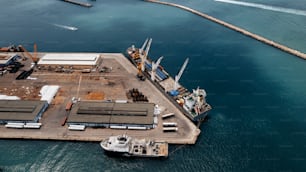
left=0, top=52, right=200, bottom=144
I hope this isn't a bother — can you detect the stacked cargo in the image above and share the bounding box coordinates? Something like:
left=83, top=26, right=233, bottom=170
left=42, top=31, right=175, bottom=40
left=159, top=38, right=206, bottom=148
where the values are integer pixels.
left=127, top=88, right=148, bottom=102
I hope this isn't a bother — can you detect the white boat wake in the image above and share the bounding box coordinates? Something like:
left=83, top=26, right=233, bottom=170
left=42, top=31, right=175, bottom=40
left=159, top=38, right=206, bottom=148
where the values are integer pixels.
left=53, top=23, right=78, bottom=31
left=215, top=0, right=306, bottom=17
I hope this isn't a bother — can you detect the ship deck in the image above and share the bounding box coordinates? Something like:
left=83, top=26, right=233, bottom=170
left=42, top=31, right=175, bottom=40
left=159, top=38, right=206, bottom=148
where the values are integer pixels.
left=0, top=52, right=200, bottom=144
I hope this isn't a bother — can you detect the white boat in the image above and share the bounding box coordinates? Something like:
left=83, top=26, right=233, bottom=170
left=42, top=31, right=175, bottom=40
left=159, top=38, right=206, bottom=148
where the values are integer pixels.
left=53, top=24, right=78, bottom=31
left=100, top=135, right=168, bottom=157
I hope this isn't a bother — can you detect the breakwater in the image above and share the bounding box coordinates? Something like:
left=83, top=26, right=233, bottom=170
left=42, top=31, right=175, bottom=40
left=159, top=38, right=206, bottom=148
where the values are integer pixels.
left=145, top=0, right=306, bottom=60
left=62, top=0, right=92, bottom=7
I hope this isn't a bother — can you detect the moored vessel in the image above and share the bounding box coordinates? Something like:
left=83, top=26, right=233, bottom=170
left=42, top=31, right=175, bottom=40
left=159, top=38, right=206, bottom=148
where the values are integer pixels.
left=0, top=45, right=24, bottom=52
left=126, top=38, right=212, bottom=122
left=100, top=135, right=168, bottom=157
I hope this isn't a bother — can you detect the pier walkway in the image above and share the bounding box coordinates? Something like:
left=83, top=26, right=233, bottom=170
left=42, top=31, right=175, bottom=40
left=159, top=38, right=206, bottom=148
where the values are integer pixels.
left=146, top=0, right=306, bottom=60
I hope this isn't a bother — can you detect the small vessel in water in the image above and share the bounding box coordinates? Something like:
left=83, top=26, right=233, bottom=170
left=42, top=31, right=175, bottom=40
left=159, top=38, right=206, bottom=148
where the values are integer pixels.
left=53, top=23, right=78, bottom=31
left=100, top=135, right=168, bottom=158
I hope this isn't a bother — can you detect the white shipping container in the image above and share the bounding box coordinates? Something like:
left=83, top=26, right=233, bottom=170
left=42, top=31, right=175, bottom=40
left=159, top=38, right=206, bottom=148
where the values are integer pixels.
left=127, top=126, right=147, bottom=130
left=163, top=122, right=177, bottom=127
left=163, top=127, right=178, bottom=132
left=110, top=125, right=127, bottom=129
left=68, top=125, right=85, bottom=131
left=23, top=125, right=41, bottom=129
left=5, top=124, right=24, bottom=129
left=25, top=123, right=42, bottom=126
left=115, top=100, right=128, bottom=103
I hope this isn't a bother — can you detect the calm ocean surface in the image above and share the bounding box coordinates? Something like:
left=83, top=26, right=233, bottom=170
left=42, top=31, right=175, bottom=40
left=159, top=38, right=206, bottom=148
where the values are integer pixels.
left=1, top=0, right=306, bottom=171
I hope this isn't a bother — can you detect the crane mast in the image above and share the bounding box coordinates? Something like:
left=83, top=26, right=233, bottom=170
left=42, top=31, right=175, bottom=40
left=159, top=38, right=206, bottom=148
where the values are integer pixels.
left=19, top=43, right=38, bottom=63
left=151, top=56, right=163, bottom=81
left=174, top=58, right=189, bottom=91
left=136, top=38, right=152, bottom=81
left=141, top=38, right=152, bottom=71
left=139, top=38, right=149, bottom=55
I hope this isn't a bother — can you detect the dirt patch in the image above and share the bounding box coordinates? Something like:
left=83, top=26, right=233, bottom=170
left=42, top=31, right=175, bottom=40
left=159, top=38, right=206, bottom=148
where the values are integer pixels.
left=86, top=91, right=104, bottom=100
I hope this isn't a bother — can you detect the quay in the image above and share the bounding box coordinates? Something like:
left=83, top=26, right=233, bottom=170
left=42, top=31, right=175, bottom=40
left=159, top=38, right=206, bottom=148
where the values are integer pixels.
left=0, top=52, right=200, bottom=144
left=62, top=0, right=92, bottom=8
left=145, top=0, right=306, bottom=60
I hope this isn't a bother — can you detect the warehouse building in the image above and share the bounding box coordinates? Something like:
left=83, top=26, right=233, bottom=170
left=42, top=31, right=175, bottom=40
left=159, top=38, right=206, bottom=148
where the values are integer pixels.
left=0, top=100, right=48, bottom=124
left=67, top=101, right=156, bottom=129
left=37, top=53, right=102, bottom=70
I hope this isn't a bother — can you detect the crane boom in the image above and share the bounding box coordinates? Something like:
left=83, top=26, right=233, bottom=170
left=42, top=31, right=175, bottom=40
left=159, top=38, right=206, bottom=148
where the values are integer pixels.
left=176, top=58, right=189, bottom=81
left=19, top=44, right=38, bottom=63
left=140, top=38, right=148, bottom=54
left=151, top=56, right=163, bottom=81
left=136, top=38, right=152, bottom=81
left=153, top=56, right=163, bottom=70
left=174, top=58, right=189, bottom=90
left=33, top=43, right=37, bottom=61
left=144, top=38, right=152, bottom=57
left=141, top=38, right=152, bottom=72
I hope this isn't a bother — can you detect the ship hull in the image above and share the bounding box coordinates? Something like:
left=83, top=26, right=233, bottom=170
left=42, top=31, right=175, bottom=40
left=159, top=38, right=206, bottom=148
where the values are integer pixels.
left=103, top=150, right=127, bottom=157
left=104, top=150, right=166, bottom=158
left=100, top=135, right=168, bottom=158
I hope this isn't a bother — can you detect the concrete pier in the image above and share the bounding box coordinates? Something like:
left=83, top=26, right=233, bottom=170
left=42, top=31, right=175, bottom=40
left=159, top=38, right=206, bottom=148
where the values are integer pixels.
left=146, top=0, right=306, bottom=60
left=0, top=53, right=200, bottom=145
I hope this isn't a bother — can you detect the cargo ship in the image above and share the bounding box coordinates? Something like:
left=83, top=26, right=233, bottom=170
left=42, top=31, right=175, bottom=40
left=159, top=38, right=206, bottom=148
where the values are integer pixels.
left=100, top=135, right=168, bottom=158
left=0, top=45, right=24, bottom=52
left=126, top=38, right=212, bottom=121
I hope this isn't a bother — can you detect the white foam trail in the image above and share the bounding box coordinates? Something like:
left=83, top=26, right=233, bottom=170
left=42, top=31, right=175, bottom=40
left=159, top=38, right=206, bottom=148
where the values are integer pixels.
left=215, top=0, right=306, bottom=17
left=53, top=23, right=78, bottom=31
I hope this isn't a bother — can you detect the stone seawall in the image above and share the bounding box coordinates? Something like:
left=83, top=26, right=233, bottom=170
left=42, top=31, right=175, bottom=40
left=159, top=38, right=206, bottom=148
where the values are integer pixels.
left=146, top=0, right=306, bottom=60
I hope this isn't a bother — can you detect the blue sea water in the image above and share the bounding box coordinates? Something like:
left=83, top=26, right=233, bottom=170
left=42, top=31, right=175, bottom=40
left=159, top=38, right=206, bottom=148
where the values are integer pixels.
left=1, top=0, right=306, bottom=171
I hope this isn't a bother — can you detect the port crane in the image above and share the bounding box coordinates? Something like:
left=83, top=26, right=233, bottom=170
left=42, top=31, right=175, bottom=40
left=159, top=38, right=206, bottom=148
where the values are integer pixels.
left=170, top=58, right=189, bottom=96
left=141, top=38, right=152, bottom=71
left=19, top=44, right=39, bottom=64
left=139, top=38, right=149, bottom=55
left=131, top=38, right=148, bottom=61
left=151, top=56, right=163, bottom=81
left=137, top=38, right=152, bottom=81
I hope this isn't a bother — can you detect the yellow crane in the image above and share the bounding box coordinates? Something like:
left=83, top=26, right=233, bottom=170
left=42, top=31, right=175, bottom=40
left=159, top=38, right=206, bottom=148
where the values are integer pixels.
left=19, top=43, right=39, bottom=63
left=136, top=38, right=152, bottom=81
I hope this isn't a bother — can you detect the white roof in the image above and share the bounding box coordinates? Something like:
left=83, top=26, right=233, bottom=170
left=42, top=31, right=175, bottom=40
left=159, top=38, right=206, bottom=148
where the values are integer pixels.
left=38, top=53, right=100, bottom=65
left=40, top=85, right=60, bottom=104
left=0, top=94, right=20, bottom=100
